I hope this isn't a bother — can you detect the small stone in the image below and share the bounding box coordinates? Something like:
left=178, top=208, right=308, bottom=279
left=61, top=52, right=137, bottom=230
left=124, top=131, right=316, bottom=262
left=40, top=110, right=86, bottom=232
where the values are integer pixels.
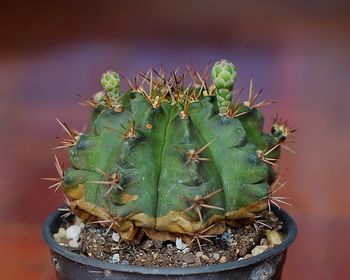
left=142, top=240, right=153, bottom=249
left=182, top=247, right=190, bottom=254
left=213, top=253, right=220, bottom=261
left=266, top=230, right=282, bottom=246
left=153, top=240, right=163, bottom=249
left=221, top=231, right=233, bottom=244
left=53, top=233, right=61, bottom=243
left=260, top=238, right=268, bottom=246
left=68, top=239, right=80, bottom=248
left=182, top=252, right=196, bottom=264
left=219, top=256, right=227, bottom=263
left=111, top=253, right=120, bottom=263
left=57, top=228, right=66, bottom=239
left=251, top=245, right=268, bottom=256
left=74, top=217, right=82, bottom=225
left=152, top=252, right=158, bottom=259
left=243, top=254, right=252, bottom=259
left=196, top=252, right=203, bottom=258
left=66, top=225, right=81, bottom=241
left=167, top=244, right=173, bottom=249
left=175, top=237, right=188, bottom=251
left=201, top=254, right=209, bottom=261
left=112, top=232, right=120, bottom=242
left=111, top=245, right=119, bottom=251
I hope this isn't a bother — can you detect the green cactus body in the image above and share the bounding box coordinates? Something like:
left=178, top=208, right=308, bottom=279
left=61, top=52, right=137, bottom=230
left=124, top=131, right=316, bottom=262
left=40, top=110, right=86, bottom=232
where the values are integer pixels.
left=58, top=61, right=291, bottom=242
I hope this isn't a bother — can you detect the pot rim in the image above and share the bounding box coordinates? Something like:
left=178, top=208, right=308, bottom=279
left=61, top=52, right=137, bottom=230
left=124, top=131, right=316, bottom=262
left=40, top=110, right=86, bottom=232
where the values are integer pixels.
left=42, top=206, right=297, bottom=275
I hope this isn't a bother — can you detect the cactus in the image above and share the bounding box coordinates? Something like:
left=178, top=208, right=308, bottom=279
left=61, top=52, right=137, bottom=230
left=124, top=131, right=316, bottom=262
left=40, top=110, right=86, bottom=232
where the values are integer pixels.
left=49, top=59, right=293, bottom=243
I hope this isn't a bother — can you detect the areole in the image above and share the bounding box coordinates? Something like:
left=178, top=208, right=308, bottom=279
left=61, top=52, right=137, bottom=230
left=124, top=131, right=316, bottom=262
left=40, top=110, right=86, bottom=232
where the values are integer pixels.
left=42, top=205, right=297, bottom=280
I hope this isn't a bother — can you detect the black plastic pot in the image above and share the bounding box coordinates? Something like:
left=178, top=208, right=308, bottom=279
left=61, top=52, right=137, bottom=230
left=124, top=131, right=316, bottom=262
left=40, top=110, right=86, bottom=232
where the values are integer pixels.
left=42, top=206, right=297, bottom=280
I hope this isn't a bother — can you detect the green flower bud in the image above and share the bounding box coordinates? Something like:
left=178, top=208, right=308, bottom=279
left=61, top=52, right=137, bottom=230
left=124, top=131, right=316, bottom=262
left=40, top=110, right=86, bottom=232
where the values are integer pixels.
left=101, top=70, right=120, bottom=94
left=93, top=91, right=105, bottom=103
left=211, top=59, right=237, bottom=91
left=211, top=59, right=237, bottom=116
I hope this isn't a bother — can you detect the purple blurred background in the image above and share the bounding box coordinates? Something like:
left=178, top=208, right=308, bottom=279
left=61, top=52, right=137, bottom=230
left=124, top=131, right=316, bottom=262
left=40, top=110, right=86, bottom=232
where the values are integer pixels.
left=1, top=1, right=349, bottom=279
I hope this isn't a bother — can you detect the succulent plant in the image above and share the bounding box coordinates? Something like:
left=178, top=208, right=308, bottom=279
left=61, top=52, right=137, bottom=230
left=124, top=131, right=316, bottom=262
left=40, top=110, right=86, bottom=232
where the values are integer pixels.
left=48, top=59, right=294, bottom=243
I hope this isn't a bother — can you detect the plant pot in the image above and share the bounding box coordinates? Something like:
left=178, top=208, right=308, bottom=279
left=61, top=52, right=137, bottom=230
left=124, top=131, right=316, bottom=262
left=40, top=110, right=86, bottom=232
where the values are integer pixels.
left=42, top=206, right=297, bottom=280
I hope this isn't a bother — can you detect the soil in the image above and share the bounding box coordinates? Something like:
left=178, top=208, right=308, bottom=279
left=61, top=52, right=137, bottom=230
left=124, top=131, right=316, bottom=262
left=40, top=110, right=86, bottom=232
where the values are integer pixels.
left=54, top=210, right=284, bottom=268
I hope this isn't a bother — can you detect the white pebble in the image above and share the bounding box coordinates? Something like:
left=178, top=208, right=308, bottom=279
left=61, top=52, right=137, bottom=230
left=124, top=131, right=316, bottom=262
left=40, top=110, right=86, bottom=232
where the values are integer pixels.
left=251, top=245, right=268, bottom=256
left=213, top=253, right=220, bottom=260
left=175, top=237, right=188, bottom=251
left=182, top=247, right=191, bottom=254
left=57, top=228, right=66, bottom=239
left=65, top=225, right=81, bottom=240
left=68, top=239, right=80, bottom=248
left=74, top=217, right=82, bottom=225
left=243, top=254, right=252, bottom=259
left=201, top=254, right=209, bottom=261
left=112, top=232, right=120, bottom=242
left=111, top=254, right=120, bottom=263
left=260, top=238, right=268, bottom=246
left=53, top=233, right=61, bottom=243
left=266, top=230, right=282, bottom=246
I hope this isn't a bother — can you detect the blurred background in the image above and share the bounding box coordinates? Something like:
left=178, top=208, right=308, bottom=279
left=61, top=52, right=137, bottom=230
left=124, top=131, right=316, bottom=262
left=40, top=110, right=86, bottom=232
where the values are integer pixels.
left=0, top=0, right=349, bottom=279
